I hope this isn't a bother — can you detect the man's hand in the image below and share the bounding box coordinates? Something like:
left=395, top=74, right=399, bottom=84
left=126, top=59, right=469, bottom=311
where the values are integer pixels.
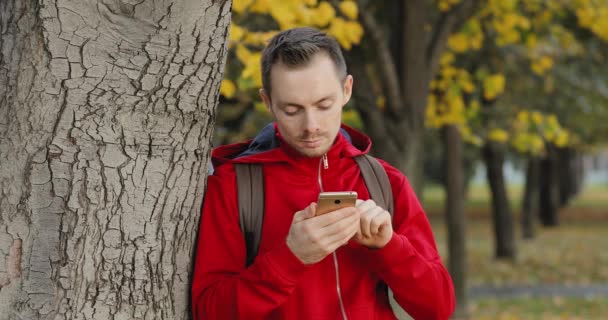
left=286, top=203, right=360, bottom=265
left=353, top=199, right=393, bottom=249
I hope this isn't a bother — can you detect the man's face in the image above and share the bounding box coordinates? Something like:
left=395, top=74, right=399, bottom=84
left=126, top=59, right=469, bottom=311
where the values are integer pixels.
left=260, top=53, right=353, bottom=158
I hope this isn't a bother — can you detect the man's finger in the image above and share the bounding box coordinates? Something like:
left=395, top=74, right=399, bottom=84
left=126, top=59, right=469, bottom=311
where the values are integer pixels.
left=293, top=203, right=316, bottom=223
left=309, top=206, right=358, bottom=228
left=370, top=211, right=391, bottom=235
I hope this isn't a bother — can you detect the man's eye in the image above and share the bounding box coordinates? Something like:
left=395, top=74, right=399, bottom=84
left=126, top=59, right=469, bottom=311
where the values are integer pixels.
left=284, top=107, right=299, bottom=115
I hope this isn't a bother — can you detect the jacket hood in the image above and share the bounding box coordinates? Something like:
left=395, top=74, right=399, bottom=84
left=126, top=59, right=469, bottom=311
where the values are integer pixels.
left=211, top=123, right=372, bottom=168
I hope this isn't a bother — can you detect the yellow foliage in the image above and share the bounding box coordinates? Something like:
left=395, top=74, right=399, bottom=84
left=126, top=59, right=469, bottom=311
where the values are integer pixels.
left=227, top=0, right=366, bottom=97
left=517, top=111, right=529, bottom=124
left=296, top=6, right=314, bottom=25
left=554, top=131, right=569, bottom=147
left=243, top=31, right=277, bottom=46
left=233, top=0, right=254, bottom=14
left=254, top=102, right=270, bottom=114
left=531, top=111, right=543, bottom=125
left=483, top=74, right=506, bottom=100
left=236, top=45, right=262, bottom=87
left=328, top=18, right=363, bottom=50
left=339, top=1, right=358, bottom=20
left=526, top=34, right=538, bottom=49
left=448, top=33, right=469, bottom=53
left=250, top=0, right=271, bottom=13
left=311, top=2, right=336, bottom=27
left=488, top=128, right=509, bottom=143
left=531, top=56, right=554, bottom=75
left=220, top=79, right=236, bottom=98
left=229, top=24, right=246, bottom=43
left=270, top=2, right=298, bottom=30
left=438, top=0, right=461, bottom=12
left=440, top=52, right=455, bottom=66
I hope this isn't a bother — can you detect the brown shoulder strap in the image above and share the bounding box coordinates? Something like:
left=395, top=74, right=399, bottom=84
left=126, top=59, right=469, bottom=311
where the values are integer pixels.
left=234, top=163, right=264, bottom=267
left=354, top=155, right=394, bottom=216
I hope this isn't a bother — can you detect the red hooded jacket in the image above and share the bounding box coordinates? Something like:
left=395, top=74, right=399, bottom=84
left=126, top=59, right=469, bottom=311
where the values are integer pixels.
left=192, top=123, right=455, bottom=319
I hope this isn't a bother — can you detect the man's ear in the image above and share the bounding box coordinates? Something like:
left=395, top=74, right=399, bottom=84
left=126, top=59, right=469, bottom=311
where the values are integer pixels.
left=342, top=74, right=353, bottom=107
left=259, top=88, right=274, bottom=116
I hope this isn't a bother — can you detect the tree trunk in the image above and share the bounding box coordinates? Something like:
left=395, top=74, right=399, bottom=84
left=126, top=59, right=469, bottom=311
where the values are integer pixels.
left=557, top=147, right=584, bottom=207
left=0, top=0, right=231, bottom=319
left=521, top=157, right=539, bottom=239
left=442, top=126, right=468, bottom=319
left=482, top=142, right=516, bottom=260
left=539, top=145, right=560, bottom=226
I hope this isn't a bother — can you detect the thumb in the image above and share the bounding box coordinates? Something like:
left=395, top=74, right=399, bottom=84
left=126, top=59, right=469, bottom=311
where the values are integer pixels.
left=293, top=203, right=316, bottom=222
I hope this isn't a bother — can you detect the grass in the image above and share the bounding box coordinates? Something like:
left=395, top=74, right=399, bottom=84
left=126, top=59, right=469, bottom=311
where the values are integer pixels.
left=417, top=183, right=608, bottom=319
left=470, top=297, right=608, bottom=319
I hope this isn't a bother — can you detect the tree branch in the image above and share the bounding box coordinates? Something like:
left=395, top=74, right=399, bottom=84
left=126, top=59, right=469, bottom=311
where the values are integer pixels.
left=356, top=0, right=403, bottom=119
left=427, top=0, right=481, bottom=77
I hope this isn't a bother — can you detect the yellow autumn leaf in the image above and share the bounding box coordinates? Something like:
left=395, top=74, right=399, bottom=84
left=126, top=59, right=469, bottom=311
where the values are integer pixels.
left=448, top=33, right=469, bottom=52
left=236, top=44, right=252, bottom=63
left=344, top=20, right=364, bottom=45
left=270, top=2, right=297, bottom=30
left=531, top=111, right=543, bottom=125
left=328, top=18, right=353, bottom=49
left=488, top=129, right=509, bottom=143
left=440, top=52, right=455, bottom=66
left=242, top=53, right=262, bottom=87
left=296, top=6, right=314, bottom=25
left=220, top=79, right=236, bottom=98
left=339, top=1, right=358, bottom=20
left=483, top=74, right=506, bottom=100
left=233, top=0, right=254, bottom=14
left=529, top=135, right=544, bottom=153
left=229, top=24, right=245, bottom=43
left=554, top=131, right=569, bottom=147
left=311, top=2, right=336, bottom=27
left=517, top=111, right=529, bottom=124
left=250, top=0, right=271, bottom=13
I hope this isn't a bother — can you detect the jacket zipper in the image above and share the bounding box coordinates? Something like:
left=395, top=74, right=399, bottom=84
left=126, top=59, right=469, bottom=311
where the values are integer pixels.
left=318, top=154, right=348, bottom=320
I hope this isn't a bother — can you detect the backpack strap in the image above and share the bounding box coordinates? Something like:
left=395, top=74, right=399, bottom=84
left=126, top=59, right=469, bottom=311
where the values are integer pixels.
left=234, top=163, right=265, bottom=267
left=354, top=155, right=394, bottom=217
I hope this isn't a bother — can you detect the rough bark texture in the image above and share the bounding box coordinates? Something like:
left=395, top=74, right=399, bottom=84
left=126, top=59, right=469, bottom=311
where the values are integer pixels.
left=539, top=146, right=560, bottom=226
left=521, top=157, right=539, bottom=239
left=442, top=126, right=467, bottom=319
left=482, top=142, right=516, bottom=260
left=0, top=0, right=231, bottom=319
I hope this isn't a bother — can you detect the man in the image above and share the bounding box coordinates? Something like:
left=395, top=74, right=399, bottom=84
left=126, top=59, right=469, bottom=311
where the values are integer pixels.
left=192, top=27, right=455, bottom=319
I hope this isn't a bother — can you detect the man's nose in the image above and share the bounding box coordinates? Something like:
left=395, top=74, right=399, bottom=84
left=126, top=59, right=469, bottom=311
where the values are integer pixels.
left=303, top=111, right=321, bottom=133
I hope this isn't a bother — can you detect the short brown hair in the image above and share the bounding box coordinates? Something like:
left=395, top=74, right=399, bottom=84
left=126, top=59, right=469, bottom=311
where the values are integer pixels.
left=261, top=27, right=347, bottom=98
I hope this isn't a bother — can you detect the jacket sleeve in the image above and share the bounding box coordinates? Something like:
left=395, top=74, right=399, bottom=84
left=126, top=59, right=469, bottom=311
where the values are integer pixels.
left=362, top=162, right=456, bottom=320
left=191, top=166, right=309, bottom=319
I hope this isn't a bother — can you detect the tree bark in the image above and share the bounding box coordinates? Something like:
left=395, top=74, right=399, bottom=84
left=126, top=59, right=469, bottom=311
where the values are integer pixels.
left=521, top=156, right=539, bottom=239
left=442, top=126, right=468, bottom=319
left=539, top=145, right=560, bottom=226
left=482, top=142, right=516, bottom=260
left=0, top=0, right=231, bottom=319
left=557, top=147, right=584, bottom=207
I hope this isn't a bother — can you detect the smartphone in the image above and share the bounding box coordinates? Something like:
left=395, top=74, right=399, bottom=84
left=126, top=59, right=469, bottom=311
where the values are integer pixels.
left=316, top=191, right=358, bottom=216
